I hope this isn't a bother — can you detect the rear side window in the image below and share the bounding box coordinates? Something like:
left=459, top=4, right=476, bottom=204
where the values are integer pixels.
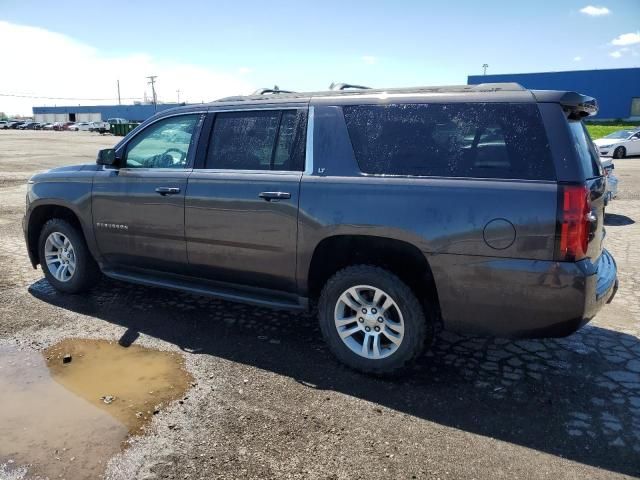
left=343, top=103, right=555, bottom=180
left=206, top=110, right=305, bottom=171
left=568, top=120, right=602, bottom=179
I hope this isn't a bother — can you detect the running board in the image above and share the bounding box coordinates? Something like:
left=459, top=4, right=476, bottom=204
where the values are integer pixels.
left=102, top=268, right=307, bottom=311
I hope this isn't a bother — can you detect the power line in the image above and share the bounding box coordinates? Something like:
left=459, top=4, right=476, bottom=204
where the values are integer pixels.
left=0, top=92, right=141, bottom=101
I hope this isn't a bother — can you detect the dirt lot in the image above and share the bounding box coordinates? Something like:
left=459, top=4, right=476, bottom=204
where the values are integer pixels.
left=0, top=130, right=639, bottom=479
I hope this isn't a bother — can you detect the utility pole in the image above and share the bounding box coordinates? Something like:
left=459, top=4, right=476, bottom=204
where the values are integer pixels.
left=117, top=80, right=121, bottom=105
left=176, top=89, right=181, bottom=103
left=146, top=75, right=158, bottom=112
left=482, top=63, right=489, bottom=76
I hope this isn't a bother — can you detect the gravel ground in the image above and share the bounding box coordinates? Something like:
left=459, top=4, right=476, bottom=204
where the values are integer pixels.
left=0, top=130, right=639, bottom=479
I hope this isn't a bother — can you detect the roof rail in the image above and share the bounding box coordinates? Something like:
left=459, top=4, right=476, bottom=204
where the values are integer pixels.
left=329, top=82, right=371, bottom=91
left=469, top=82, right=525, bottom=92
left=253, top=86, right=296, bottom=95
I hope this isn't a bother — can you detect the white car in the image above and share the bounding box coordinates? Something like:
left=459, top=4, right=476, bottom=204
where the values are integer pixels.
left=69, top=122, right=91, bottom=131
left=593, top=129, right=640, bottom=158
left=89, top=121, right=111, bottom=133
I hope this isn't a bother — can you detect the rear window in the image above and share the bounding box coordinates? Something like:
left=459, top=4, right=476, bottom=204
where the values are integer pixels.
left=343, top=103, right=555, bottom=180
left=568, top=120, right=602, bottom=179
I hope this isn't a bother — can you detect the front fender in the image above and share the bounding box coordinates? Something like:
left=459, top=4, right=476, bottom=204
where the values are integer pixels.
left=24, top=177, right=100, bottom=267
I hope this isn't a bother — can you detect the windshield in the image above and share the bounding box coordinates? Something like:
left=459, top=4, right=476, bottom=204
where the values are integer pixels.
left=604, top=130, right=633, bottom=139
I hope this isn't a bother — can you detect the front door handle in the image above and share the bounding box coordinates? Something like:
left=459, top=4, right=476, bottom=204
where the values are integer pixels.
left=155, top=187, right=181, bottom=196
left=259, top=191, right=291, bottom=201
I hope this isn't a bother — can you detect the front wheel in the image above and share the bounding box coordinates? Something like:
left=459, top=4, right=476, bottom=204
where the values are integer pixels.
left=38, top=218, right=101, bottom=293
left=613, top=146, right=626, bottom=159
left=318, top=265, right=430, bottom=375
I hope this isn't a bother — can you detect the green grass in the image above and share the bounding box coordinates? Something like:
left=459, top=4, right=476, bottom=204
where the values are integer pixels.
left=585, top=122, right=638, bottom=139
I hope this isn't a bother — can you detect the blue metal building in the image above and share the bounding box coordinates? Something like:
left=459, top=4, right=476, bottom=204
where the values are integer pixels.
left=468, top=68, right=640, bottom=121
left=32, top=103, right=186, bottom=123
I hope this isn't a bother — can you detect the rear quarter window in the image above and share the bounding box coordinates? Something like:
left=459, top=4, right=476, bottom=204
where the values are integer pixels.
left=342, top=103, right=555, bottom=180
left=568, top=120, right=602, bottom=179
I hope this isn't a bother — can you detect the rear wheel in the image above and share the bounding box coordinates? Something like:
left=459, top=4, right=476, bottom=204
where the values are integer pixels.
left=38, top=218, right=101, bottom=293
left=318, top=265, right=430, bottom=375
left=613, top=146, right=626, bottom=159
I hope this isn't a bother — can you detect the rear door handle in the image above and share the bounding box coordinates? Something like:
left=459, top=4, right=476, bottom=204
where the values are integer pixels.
left=259, top=191, right=291, bottom=201
left=155, top=187, right=181, bottom=196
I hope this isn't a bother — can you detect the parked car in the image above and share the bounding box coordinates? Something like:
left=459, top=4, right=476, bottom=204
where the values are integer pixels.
left=600, top=158, right=619, bottom=201
left=593, top=128, right=640, bottom=158
left=9, top=121, right=26, bottom=129
left=52, top=122, right=74, bottom=131
left=107, top=117, right=128, bottom=125
left=40, top=123, right=54, bottom=130
left=0, top=121, right=9, bottom=129
left=69, top=122, right=91, bottom=131
left=23, top=83, right=618, bottom=375
left=89, top=121, right=111, bottom=134
left=18, top=122, right=39, bottom=130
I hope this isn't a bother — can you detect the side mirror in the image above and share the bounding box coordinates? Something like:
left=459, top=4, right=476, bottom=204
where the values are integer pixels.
left=97, top=148, right=118, bottom=166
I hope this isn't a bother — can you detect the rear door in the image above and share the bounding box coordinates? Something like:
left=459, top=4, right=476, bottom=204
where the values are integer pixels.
left=185, top=107, right=307, bottom=293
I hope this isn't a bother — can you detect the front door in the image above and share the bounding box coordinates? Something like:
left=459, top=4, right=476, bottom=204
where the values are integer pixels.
left=92, top=113, right=203, bottom=273
left=628, top=132, right=640, bottom=155
left=185, top=108, right=307, bottom=293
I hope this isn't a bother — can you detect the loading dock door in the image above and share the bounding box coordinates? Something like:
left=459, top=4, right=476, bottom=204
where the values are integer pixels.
left=77, top=113, right=102, bottom=122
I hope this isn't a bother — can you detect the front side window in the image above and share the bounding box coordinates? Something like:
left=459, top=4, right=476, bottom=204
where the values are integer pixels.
left=125, top=115, right=200, bottom=169
left=342, top=103, right=555, bottom=180
left=206, top=110, right=305, bottom=171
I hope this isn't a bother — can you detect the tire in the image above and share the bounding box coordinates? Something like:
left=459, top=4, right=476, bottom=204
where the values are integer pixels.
left=318, top=265, right=431, bottom=375
left=38, top=218, right=101, bottom=293
left=613, top=146, right=626, bottom=159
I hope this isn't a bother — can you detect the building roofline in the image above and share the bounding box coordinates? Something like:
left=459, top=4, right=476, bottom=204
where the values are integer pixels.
left=468, top=67, right=640, bottom=78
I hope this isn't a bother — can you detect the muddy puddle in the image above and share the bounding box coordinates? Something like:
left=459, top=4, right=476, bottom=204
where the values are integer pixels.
left=0, top=338, right=192, bottom=479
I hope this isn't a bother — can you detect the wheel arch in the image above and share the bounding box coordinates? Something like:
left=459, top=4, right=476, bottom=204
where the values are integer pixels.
left=26, top=203, right=87, bottom=268
left=305, top=234, right=440, bottom=317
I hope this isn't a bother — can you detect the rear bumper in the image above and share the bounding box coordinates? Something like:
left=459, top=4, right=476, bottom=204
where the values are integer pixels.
left=429, top=249, right=618, bottom=338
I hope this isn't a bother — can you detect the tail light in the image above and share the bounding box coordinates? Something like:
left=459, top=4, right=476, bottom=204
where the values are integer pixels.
left=555, top=185, right=591, bottom=261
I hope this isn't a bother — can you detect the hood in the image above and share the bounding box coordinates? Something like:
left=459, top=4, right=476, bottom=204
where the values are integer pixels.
left=593, top=138, right=620, bottom=146
left=29, top=163, right=100, bottom=182
left=46, top=164, right=100, bottom=173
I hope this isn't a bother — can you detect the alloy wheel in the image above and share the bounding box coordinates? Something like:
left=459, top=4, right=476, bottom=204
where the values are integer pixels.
left=334, top=285, right=405, bottom=359
left=44, top=232, right=76, bottom=282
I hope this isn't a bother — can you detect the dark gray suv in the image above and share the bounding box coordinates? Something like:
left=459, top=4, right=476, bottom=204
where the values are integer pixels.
left=23, top=83, right=618, bottom=374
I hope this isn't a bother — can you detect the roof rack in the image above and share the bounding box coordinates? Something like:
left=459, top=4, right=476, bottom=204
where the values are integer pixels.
left=329, top=82, right=371, bottom=91
left=252, top=86, right=296, bottom=95
left=212, top=82, right=527, bottom=103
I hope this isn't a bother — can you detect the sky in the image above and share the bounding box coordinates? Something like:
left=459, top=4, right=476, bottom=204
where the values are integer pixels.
left=1, top=0, right=639, bottom=115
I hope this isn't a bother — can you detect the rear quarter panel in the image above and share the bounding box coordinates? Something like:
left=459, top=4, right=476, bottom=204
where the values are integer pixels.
left=297, top=176, right=558, bottom=288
